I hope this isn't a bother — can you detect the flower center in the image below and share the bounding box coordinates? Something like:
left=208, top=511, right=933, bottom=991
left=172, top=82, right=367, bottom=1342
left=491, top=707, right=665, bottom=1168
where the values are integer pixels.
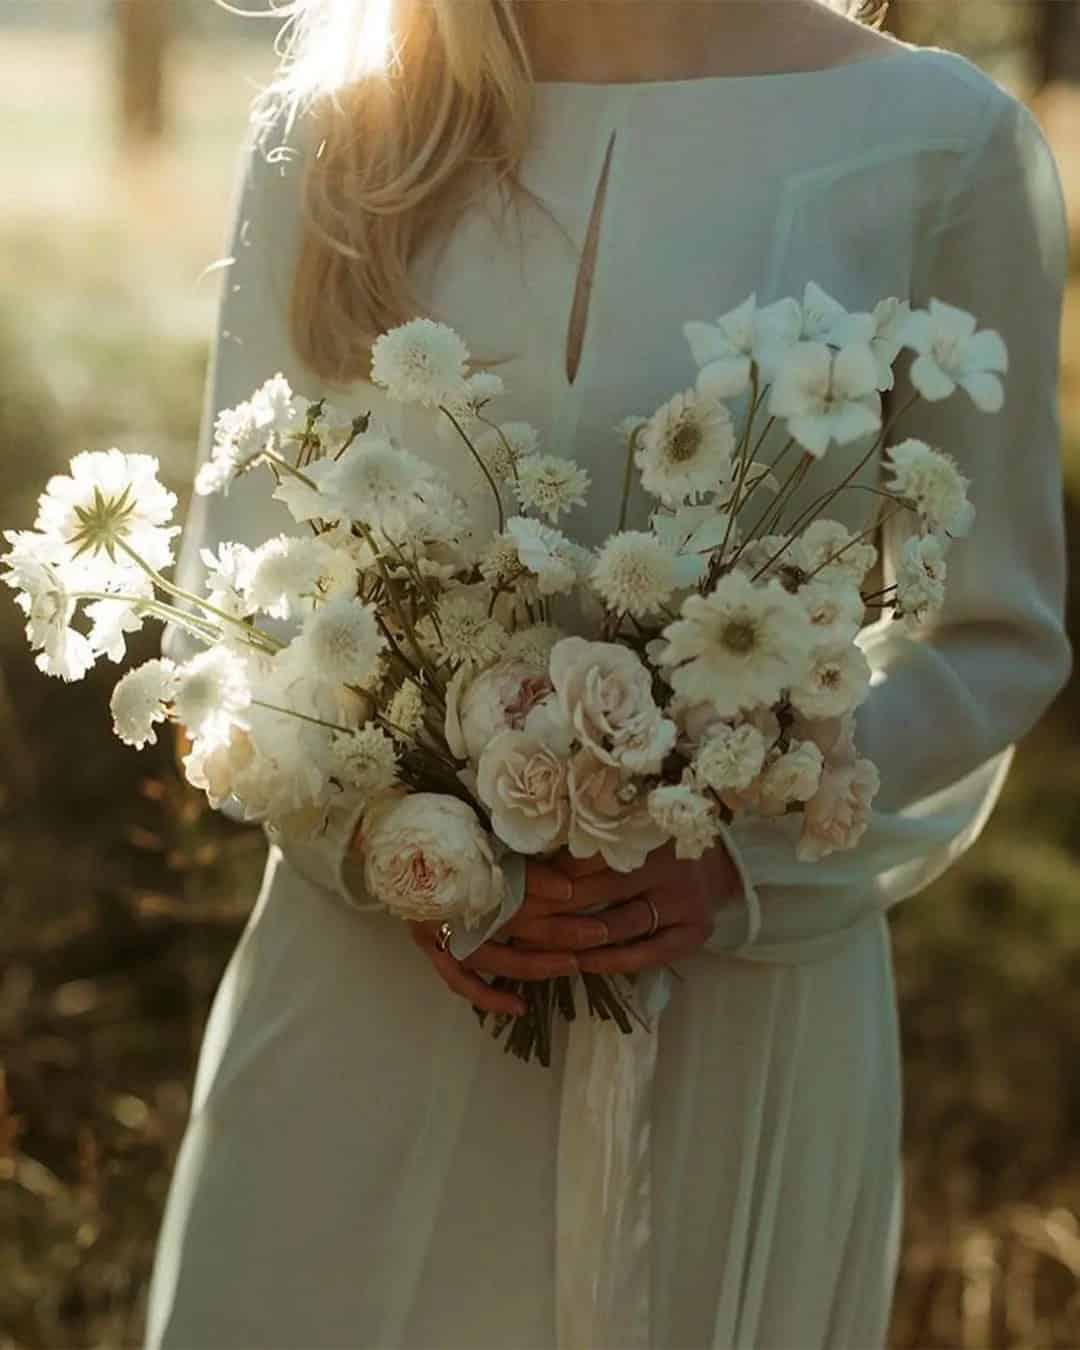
left=721, top=618, right=758, bottom=654
left=668, top=420, right=701, bottom=464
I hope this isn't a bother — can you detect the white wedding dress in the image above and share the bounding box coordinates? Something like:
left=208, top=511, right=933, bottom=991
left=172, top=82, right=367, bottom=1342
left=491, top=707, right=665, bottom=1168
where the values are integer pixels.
left=144, top=42, right=1072, bottom=1350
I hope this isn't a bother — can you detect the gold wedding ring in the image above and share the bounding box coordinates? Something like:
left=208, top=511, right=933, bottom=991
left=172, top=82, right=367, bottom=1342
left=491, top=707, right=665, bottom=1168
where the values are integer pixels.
left=644, top=897, right=660, bottom=939
left=435, top=920, right=455, bottom=953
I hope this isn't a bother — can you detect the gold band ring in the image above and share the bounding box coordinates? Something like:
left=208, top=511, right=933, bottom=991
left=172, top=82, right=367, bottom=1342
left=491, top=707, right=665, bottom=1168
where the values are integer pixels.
left=644, top=896, right=660, bottom=939
left=435, top=920, right=455, bottom=953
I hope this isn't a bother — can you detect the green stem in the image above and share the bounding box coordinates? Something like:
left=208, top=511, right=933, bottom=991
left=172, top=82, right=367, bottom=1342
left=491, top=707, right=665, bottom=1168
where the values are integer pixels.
left=437, top=404, right=505, bottom=533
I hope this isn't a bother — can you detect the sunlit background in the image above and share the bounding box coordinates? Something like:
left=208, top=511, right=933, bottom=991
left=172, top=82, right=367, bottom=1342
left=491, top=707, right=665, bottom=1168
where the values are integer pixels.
left=1, top=2, right=1079, bottom=1346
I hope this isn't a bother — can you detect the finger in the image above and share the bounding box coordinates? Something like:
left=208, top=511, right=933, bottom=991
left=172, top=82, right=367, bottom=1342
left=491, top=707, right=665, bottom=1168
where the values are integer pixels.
left=554, top=850, right=611, bottom=880
left=426, top=944, right=528, bottom=1016
left=564, top=863, right=658, bottom=911
left=595, top=892, right=701, bottom=946
left=574, top=924, right=710, bottom=976
left=524, top=860, right=575, bottom=906
left=498, top=911, right=611, bottom=950
left=462, top=942, right=578, bottom=981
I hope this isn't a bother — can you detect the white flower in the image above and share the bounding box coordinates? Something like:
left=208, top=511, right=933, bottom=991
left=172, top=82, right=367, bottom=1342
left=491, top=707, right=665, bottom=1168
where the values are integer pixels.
left=445, top=660, right=555, bottom=764
left=652, top=504, right=736, bottom=587
left=591, top=531, right=676, bottom=618
left=293, top=596, right=385, bottom=688
left=370, top=318, right=471, bottom=408
left=506, top=516, right=588, bottom=596
left=474, top=421, right=539, bottom=480
left=898, top=297, right=1008, bottom=412
left=647, top=781, right=719, bottom=860
left=884, top=438, right=974, bottom=538
left=423, top=591, right=508, bottom=668
left=693, top=721, right=768, bottom=793
left=479, top=533, right=526, bottom=586
left=477, top=729, right=571, bottom=854
left=829, top=297, right=913, bottom=393
left=789, top=642, right=872, bottom=719
left=35, top=450, right=179, bottom=581
left=361, top=792, right=506, bottom=927
left=85, top=586, right=154, bottom=662
left=305, top=437, right=430, bottom=531
left=271, top=472, right=341, bottom=525
left=567, top=750, right=668, bottom=873
left=635, top=387, right=736, bottom=504
left=200, top=541, right=257, bottom=619
left=386, top=681, right=425, bottom=742
left=172, top=647, right=252, bottom=747
left=182, top=725, right=256, bottom=808
left=1, top=533, right=96, bottom=681
left=768, top=341, right=881, bottom=457
left=790, top=708, right=857, bottom=769
left=797, top=758, right=880, bottom=861
left=797, top=576, right=865, bottom=644
left=788, top=519, right=878, bottom=587
left=244, top=534, right=357, bottom=620
left=109, top=658, right=177, bottom=748
left=758, top=739, right=825, bottom=808
left=753, top=283, right=853, bottom=380
left=251, top=372, right=303, bottom=441
left=329, top=724, right=399, bottom=795
left=658, top=573, right=815, bottom=718
left=550, top=637, right=676, bottom=775
left=895, top=532, right=948, bottom=630
left=684, top=294, right=759, bottom=400
left=503, top=624, right=567, bottom=672
left=514, top=454, right=590, bottom=522
left=195, top=397, right=272, bottom=496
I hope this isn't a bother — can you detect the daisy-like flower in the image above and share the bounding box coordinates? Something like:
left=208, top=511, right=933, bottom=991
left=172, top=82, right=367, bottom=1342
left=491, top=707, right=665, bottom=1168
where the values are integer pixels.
left=370, top=317, right=471, bottom=408
left=306, top=437, right=429, bottom=529
left=434, top=371, right=507, bottom=445
left=244, top=534, right=358, bottom=620
left=503, top=624, right=566, bottom=672
left=898, top=297, right=1008, bottom=412
left=829, top=297, right=913, bottom=393
left=753, top=283, right=853, bottom=381
left=693, top=720, right=768, bottom=793
left=422, top=591, right=508, bottom=668
left=473, top=421, right=540, bottom=480
left=172, top=647, right=253, bottom=747
left=798, top=576, right=865, bottom=644
left=514, top=454, right=590, bottom=522
left=789, top=641, right=872, bottom=720
left=294, top=596, right=385, bottom=688
left=506, top=516, right=589, bottom=596
left=251, top=372, right=302, bottom=440
left=386, top=680, right=426, bottom=742
left=635, top=387, right=736, bottom=505
left=647, top=781, right=720, bottom=860
left=884, top=438, right=974, bottom=538
left=195, top=403, right=267, bottom=496
left=110, top=657, right=177, bottom=748
left=591, top=530, right=676, bottom=618
left=35, top=449, right=179, bottom=580
left=768, top=340, right=881, bottom=457
left=479, top=533, right=526, bottom=587
left=789, top=519, right=879, bottom=587
left=652, top=504, right=736, bottom=587
left=895, top=532, right=948, bottom=630
left=684, top=293, right=760, bottom=401
left=658, top=572, right=816, bottom=718
left=328, top=724, right=399, bottom=795
left=200, top=541, right=257, bottom=620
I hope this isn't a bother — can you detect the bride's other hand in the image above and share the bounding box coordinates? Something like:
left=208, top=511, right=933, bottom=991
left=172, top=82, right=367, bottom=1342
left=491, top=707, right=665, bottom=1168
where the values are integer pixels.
left=545, top=841, right=743, bottom=975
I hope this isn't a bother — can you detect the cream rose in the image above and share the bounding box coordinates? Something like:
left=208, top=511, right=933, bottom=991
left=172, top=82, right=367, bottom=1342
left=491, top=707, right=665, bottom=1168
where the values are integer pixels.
left=477, top=729, right=570, bottom=854
left=796, top=758, right=880, bottom=861
left=445, top=660, right=554, bottom=764
left=550, top=636, right=676, bottom=775
left=360, top=792, right=505, bottom=927
left=566, top=749, right=667, bottom=873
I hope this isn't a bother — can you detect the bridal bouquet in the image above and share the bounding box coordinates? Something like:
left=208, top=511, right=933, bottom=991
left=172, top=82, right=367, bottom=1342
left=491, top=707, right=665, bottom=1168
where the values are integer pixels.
left=2, top=283, right=1005, bottom=1064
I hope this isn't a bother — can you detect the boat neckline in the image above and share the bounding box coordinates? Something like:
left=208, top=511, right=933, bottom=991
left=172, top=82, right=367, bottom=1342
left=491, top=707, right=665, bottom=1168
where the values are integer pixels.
left=531, top=44, right=924, bottom=88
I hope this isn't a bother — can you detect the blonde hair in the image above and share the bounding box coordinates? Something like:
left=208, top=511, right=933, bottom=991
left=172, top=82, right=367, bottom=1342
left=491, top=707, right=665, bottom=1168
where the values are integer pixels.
left=240, top=0, right=890, bottom=391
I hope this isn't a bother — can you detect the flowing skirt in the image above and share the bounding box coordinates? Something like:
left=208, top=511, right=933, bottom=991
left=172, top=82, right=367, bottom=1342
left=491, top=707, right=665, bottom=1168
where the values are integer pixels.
left=144, top=843, right=903, bottom=1350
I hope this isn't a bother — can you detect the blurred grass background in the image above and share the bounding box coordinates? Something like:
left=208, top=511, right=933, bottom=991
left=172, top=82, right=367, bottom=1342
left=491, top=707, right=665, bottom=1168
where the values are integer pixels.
left=1, top=3, right=1079, bottom=1347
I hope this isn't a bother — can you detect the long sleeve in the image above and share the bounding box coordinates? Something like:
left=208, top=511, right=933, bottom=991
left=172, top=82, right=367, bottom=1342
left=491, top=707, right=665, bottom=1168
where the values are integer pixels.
left=162, top=113, right=380, bottom=907
left=705, top=86, right=1073, bottom=965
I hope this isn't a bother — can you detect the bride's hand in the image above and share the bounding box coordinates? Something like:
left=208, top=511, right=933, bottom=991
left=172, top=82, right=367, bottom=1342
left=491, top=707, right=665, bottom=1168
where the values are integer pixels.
left=408, top=859, right=615, bottom=1017
left=540, top=840, right=743, bottom=976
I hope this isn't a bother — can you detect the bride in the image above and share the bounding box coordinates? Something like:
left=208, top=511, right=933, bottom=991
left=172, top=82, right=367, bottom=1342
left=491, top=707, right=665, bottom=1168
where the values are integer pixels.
left=143, top=0, right=1072, bottom=1345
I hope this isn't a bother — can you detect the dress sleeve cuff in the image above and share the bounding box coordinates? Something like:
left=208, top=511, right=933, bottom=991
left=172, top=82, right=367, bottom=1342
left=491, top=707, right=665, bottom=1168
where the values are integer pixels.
left=263, top=792, right=384, bottom=911
left=702, top=817, right=762, bottom=956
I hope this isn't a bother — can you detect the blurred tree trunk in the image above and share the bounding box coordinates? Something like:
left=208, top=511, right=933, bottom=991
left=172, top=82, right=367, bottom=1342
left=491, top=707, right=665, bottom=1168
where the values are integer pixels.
left=1038, top=0, right=1080, bottom=85
left=115, top=0, right=172, bottom=149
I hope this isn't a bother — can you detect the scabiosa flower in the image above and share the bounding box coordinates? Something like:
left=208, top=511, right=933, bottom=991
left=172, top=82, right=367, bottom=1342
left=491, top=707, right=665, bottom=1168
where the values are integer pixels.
left=172, top=647, right=253, bottom=747
left=200, top=541, right=257, bottom=620
left=693, top=720, right=768, bottom=793
left=328, top=724, right=399, bottom=795
left=506, top=516, right=590, bottom=596
left=647, top=781, right=720, bottom=861
left=789, top=642, right=872, bottom=720
left=768, top=340, right=881, bottom=457
left=370, top=318, right=471, bottom=408
left=658, top=572, right=815, bottom=718
left=243, top=535, right=357, bottom=620
left=514, top=454, right=590, bottom=522
left=898, top=297, right=1008, bottom=411
left=295, top=596, right=385, bottom=688
left=386, top=681, right=425, bottom=742
left=423, top=592, right=508, bottom=668
left=635, top=387, right=736, bottom=504
left=884, top=438, right=974, bottom=538
left=479, top=533, right=527, bottom=587
left=474, top=421, right=540, bottom=480
left=503, top=624, right=567, bottom=672
left=306, top=438, right=429, bottom=531
left=591, top=531, right=676, bottom=618
left=1, top=533, right=96, bottom=682
left=110, top=658, right=177, bottom=748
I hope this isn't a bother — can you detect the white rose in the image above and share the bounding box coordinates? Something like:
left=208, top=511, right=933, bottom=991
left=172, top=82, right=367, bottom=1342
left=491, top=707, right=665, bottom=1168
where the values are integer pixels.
left=567, top=750, right=667, bottom=873
left=647, top=781, right=719, bottom=860
left=758, top=738, right=825, bottom=808
left=445, top=660, right=555, bottom=764
left=693, top=720, right=768, bottom=793
left=360, top=792, right=505, bottom=927
left=477, top=729, right=570, bottom=854
left=796, top=758, right=880, bottom=861
left=550, top=636, right=676, bottom=775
